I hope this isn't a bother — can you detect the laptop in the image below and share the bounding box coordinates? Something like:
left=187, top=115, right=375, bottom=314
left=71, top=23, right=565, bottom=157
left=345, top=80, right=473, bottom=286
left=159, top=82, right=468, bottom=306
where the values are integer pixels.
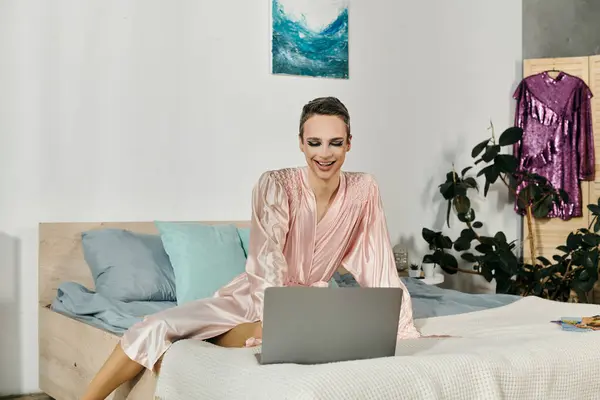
left=257, top=286, right=403, bottom=365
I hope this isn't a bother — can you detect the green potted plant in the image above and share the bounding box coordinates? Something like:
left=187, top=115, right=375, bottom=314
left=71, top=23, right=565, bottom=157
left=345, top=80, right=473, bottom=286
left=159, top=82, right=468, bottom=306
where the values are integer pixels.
left=421, top=123, right=600, bottom=302
left=408, top=263, right=421, bottom=278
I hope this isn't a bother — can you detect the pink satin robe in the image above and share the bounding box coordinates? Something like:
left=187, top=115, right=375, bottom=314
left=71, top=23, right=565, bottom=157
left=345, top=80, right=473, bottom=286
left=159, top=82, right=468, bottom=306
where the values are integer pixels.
left=121, top=167, right=420, bottom=370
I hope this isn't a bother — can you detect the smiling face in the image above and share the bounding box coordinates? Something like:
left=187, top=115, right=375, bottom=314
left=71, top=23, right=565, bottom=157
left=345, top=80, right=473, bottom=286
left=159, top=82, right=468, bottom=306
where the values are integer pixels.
left=299, top=113, right=351, bottom=182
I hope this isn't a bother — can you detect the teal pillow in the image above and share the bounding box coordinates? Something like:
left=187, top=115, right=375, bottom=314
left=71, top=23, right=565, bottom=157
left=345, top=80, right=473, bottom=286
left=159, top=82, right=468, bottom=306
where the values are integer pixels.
left=155, top=221, right=248, bottom=305
left=237, top=227, right=250, bottom=257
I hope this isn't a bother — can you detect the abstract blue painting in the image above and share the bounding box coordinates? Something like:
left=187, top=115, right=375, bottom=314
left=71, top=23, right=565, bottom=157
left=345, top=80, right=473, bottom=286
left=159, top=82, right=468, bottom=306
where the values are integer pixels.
left=271, top=0, right=349, bottom=79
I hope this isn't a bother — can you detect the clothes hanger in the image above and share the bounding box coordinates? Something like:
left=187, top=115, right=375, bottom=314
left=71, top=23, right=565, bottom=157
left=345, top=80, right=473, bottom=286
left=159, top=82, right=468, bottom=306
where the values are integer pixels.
left=545, top=66, right=563, bottom=79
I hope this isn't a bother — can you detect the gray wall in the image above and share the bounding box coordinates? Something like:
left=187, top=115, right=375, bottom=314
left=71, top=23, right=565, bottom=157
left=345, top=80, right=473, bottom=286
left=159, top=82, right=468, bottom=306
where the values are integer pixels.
left=523, top=0, right=600, bottom=59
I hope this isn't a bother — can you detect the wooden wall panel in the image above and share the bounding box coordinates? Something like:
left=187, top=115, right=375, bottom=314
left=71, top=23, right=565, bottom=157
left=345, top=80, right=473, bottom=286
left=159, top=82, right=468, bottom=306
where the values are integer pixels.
left=588, top=55, right=600, bottom=303
left=524, top=57, right=590, bottom=83
left=589, top=55, right=600, bottom=201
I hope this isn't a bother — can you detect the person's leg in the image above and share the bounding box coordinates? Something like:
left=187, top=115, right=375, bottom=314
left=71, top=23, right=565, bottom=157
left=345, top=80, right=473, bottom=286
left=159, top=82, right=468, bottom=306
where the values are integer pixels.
left=83, top=321, right=263, bottom=399
left=81, top=344, right=143, bottom=400
left=208, top=321, right=262, bottom=347
left=82, top=293, right=255, bottom=399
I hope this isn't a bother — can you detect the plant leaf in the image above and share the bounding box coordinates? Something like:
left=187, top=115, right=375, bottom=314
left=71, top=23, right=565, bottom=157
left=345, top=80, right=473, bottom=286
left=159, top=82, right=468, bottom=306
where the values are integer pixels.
left=559, top=189, right=569, bottom=204
left=473, top=221, right=483, bottom=228
left=454, top=238, right=471, bottom=251
left=571, top=273, right=596, bottom=293
left=463, top=177, right=479, bottom=191
left=422, top=228, right=437, bottom=244
left=439, top=181, right=454, bottom=200
left=471, top=139, right=490, bottom=158
left=537, top=256, right=551, bottom=266
left=484, top=180, right=491, bottom=197
left=453, top=195, right=471, bottom=214
left=457, top=209, right=476, bottom=223
left=517, top=184, right=538, bottom=208
left=582, top=233, right=600, bottom=247
left=461, top=252, right=477, bottom=262
left=422, top=254, right=437, bottom=264
left=440, top=252, right=458, bottom=272
left=440, top=235, right=454, bottom=249
left=494, top=154, right=518, bottom=174
left=494, top=269, right=514, bottom=294
left=481, top=267, right=494, bottom=282
left=460, top=229, right=477, bottom=241
left=475, top=243, right=494, bottom=253
left=588, top=204, right=600, bottom=215
left=498, top=126, right=523, bottom=146
left=532, top=194, right=554, bottom=218
left=477, top=165, right=500, bottom=196
left=482, top=145, right=501, bottom=163
left=566, top=232, right=582, bottom=251
left=461, top=166, right=473, bottom=177
left=494, top=231, right=507, bottom=243
left=434, top=235, right=454, bottom=250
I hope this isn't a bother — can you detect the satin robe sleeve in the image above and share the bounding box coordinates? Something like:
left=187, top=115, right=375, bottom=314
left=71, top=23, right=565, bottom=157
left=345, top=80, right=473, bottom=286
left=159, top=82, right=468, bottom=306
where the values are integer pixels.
left=244, top=171, right=290, bottom=321
left=576, top=85, right=595, bottom=181
left=341, top=176, right=421, bottom=339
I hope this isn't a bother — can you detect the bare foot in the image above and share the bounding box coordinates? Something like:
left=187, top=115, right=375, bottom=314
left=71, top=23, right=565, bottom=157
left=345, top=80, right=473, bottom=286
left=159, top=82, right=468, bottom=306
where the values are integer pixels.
left=210, top=321, right=263, bottom=348
left=244, top=322, right=263, bottom=347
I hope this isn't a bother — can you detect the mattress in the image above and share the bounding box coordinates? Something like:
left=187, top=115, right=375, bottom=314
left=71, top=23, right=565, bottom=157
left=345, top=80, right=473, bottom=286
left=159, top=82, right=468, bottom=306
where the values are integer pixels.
left=50, top=276, right=520, bottom=335
left=155, top=296, right=600, bottom=399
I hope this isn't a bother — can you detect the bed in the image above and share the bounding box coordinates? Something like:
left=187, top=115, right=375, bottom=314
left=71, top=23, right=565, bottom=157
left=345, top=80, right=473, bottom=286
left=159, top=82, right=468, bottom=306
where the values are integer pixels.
left=38, top=221, right=600, bottom=400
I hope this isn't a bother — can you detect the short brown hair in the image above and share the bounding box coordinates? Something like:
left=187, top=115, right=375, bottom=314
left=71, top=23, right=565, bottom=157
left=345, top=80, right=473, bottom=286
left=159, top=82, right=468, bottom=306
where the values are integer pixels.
left=299, top=97, right=351, bottom=139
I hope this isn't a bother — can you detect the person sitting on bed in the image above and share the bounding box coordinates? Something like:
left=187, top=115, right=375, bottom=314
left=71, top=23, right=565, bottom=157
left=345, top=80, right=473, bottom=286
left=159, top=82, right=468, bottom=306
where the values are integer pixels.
left=82, top=96, right=426, bottom=400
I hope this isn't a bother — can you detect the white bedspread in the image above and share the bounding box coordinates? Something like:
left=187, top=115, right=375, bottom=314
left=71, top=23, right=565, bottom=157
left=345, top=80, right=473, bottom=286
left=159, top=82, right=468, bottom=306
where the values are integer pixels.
left=155, top=297, right=600, bottom=399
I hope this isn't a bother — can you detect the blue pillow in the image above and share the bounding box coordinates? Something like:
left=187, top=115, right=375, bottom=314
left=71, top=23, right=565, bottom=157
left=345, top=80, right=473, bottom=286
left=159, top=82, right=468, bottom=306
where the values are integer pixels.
left=81, top=229, right=177, bottom=302
left=237, top=227, right=250, bottom=257
left=155, top=221, right=248, bottom=305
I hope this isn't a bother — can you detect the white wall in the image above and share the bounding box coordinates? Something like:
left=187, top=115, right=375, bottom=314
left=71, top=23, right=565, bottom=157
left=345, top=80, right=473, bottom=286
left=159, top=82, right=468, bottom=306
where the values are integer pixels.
left=0, top=0, right=522, bottom=395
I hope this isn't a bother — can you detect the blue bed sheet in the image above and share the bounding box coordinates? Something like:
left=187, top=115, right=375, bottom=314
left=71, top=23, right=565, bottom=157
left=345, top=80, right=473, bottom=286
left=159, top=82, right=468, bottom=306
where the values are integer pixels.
left=334, top=272, right=521, bottom=319
left=52, top=274, right=521, bottom=335
left=403, top=277, right=520, bottom=319
left=51, top=281, right=176, bottom=335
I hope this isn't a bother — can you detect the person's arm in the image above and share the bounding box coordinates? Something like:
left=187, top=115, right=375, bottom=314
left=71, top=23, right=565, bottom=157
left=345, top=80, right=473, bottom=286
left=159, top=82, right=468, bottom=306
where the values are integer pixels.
left=341, top=175, right=421, bottom=339
left=245, top=171, right=290, bottom=322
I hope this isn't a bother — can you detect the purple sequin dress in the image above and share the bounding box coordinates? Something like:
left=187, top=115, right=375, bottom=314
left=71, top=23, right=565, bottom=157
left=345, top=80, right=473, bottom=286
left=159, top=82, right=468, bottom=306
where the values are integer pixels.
left=513, top=71, right=595, bottom=220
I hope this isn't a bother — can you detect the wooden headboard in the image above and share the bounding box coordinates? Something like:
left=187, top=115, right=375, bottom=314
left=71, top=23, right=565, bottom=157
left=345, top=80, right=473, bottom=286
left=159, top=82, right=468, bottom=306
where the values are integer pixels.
left=38, top=221, right=250, bottom=306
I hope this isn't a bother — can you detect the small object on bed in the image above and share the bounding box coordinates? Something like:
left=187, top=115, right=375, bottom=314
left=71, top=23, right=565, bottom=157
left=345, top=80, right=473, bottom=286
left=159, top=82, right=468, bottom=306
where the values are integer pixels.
left=551, top=315, right=600, bottom=331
